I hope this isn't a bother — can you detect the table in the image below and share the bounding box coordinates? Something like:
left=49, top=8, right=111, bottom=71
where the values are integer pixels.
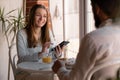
left=17, top=61, right=54, bottom=73
left=17, top=58, right=75, bottom=72
left=17, top=61, right=54, bottom=80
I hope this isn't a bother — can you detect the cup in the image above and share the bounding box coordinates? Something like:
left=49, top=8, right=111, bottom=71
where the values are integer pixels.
left=42, top=56, right=52, bottom=63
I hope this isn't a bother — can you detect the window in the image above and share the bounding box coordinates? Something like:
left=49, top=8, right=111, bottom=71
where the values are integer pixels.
left=49, top=0, right=79, bottom=59
left=86, top=0, right=95, bottom=33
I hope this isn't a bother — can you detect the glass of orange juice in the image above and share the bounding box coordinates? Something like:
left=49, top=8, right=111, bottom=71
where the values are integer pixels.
left=42, top=49, right=53, bottom=63
left=42, top=56, right=52, bottom=63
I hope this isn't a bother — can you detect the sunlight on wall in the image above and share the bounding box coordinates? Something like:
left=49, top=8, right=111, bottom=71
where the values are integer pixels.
left=0, top=0, right=23, bottom=80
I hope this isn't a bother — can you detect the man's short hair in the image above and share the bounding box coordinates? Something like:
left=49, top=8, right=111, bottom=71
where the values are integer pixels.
left=91, top=0, right=120, bottom=19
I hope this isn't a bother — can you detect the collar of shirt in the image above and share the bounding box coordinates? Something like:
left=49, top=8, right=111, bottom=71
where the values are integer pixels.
left=99, top=19, right=113, bottom=28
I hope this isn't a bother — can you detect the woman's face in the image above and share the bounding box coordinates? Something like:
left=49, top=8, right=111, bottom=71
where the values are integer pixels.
left=34, top=8, right=47, bottom=28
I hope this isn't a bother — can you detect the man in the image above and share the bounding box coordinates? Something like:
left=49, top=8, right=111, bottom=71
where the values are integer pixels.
left=52, top=0, right=120, bottom=80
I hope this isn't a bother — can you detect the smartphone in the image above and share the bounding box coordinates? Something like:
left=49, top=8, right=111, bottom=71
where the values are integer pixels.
left=50, top=41, right=70, bottom=52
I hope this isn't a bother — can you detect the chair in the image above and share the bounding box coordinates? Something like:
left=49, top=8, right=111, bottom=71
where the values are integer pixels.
left=9, top=44, right=30, bottom=80
left=84, top=58, right=120, bottom=80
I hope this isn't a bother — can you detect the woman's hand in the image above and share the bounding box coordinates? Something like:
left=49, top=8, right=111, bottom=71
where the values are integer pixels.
left=54, top=45, right=65, bottom=58
left=55, top=45, right=65, bottom=54
left=41, top=42, right=51, bottom=53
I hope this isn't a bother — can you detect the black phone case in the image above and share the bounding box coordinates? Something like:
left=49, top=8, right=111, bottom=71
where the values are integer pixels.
left=50, top=41, right=69, bottom=51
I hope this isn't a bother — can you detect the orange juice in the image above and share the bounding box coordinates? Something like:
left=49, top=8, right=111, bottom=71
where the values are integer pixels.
left=42, top=56, right=52, bottom=63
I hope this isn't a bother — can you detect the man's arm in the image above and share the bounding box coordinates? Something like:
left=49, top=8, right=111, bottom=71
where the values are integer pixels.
left=52, top=34, right=97, bottom=80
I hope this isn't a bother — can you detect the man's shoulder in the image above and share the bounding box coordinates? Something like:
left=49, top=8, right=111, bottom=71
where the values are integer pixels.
left=82, top=27, right=110, bottom=43
left=87, top=27, right=109, bottom=37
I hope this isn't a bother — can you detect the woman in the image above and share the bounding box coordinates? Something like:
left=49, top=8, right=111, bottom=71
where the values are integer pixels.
left=16, top=4, right=62, bottom=63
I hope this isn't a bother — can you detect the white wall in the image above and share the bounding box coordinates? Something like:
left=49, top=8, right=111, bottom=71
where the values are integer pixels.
left=0, top=0, right=23, bottom=80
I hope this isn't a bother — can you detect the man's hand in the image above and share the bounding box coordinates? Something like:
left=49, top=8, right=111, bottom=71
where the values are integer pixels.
left=52, top=60, right=65, bottom=73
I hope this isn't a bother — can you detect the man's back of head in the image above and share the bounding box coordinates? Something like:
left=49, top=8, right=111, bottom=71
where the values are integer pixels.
left=91, top=0, right=120, bottom=20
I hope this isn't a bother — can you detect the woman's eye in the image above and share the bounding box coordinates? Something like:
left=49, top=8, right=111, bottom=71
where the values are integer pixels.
left=44, top=15, right=47, bottom=18
left=35, top=14, right=47, bottom=19
left=36, top=15, right=41, bottom=17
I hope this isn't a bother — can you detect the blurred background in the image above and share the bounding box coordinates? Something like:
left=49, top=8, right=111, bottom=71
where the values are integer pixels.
left=0, top=0, right=95, bottom=80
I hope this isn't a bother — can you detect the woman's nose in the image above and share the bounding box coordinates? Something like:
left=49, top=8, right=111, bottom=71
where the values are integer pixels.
left=39, top=16, right=42, bottom=20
